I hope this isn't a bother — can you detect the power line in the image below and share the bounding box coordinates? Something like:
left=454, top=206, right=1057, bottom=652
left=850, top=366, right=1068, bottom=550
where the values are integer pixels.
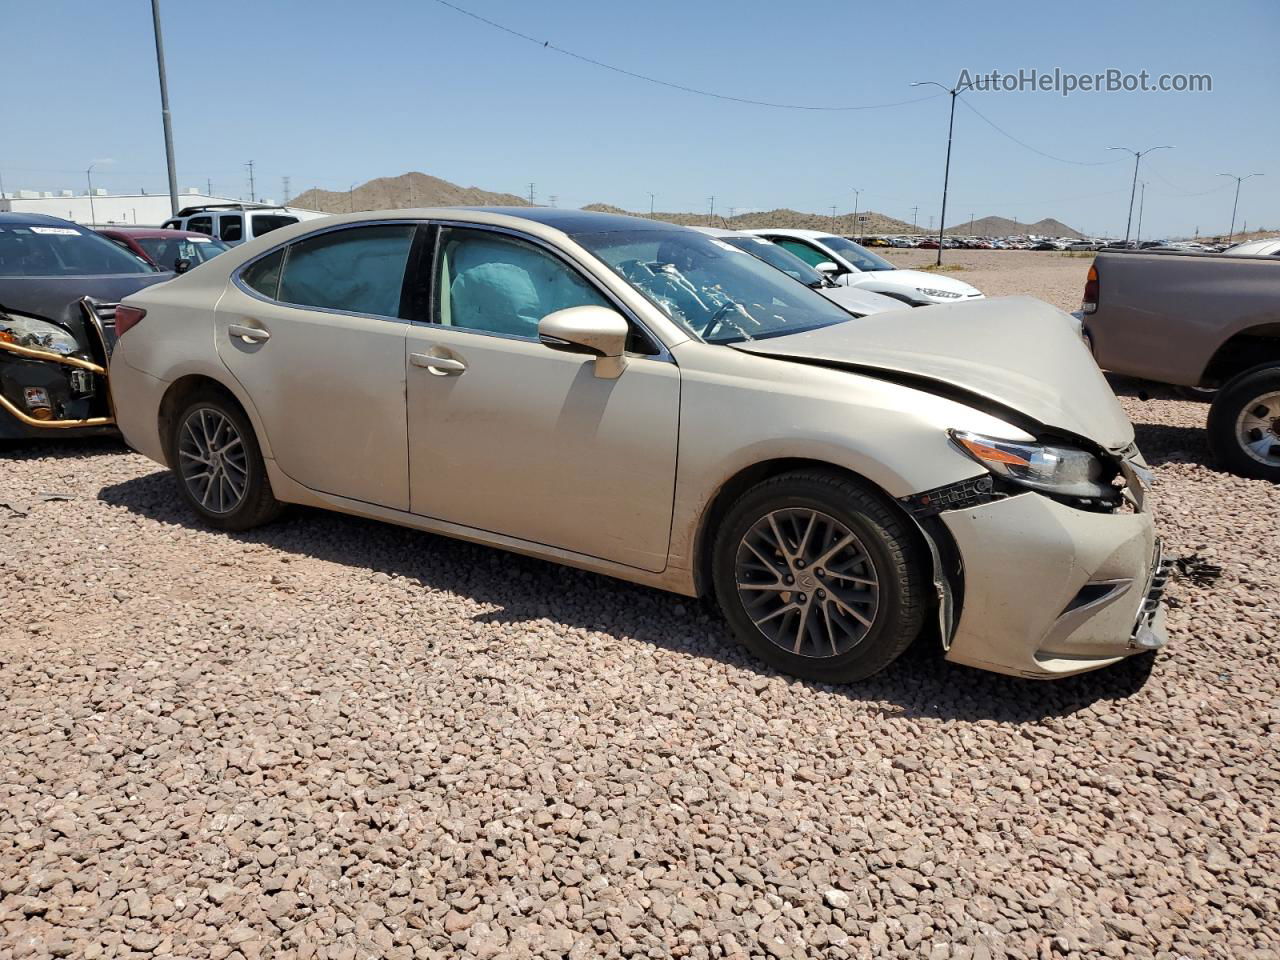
left=957, top=98, right=1123, bottom=167
left=430, top=0, right=943, bottom=112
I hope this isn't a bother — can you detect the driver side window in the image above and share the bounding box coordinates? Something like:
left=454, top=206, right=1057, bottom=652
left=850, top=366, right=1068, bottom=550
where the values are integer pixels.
left=434, top=228, right=610, bottom=339
left=774, top=238, right=829, bottom=268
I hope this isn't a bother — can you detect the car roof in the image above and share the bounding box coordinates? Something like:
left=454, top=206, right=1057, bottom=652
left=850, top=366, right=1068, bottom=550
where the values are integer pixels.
left=690, top=226, right=738, bottom=237
left=744, top=228, right=830, bottom=239
left=0, top=211, right=83, bottom=227
left=98, top=226, right=219, bottom=239
left=448, top=206, right=678, bottom=235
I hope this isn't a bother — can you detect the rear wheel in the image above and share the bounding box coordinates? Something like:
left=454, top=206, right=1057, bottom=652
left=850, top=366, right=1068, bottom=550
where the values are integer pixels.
left=169, top=391, right=283, bottom=529
left=1207, top=365, right=1280, bottom=481
left=711, top=470, right=928, bottom=683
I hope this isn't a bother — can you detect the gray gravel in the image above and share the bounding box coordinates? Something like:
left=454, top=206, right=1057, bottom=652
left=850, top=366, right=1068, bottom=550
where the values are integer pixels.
left=1, top=385, right=1277, bottom=960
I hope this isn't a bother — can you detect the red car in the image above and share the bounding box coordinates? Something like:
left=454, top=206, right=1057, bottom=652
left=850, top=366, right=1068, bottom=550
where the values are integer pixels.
left=96, top=227, right=230, bottom=273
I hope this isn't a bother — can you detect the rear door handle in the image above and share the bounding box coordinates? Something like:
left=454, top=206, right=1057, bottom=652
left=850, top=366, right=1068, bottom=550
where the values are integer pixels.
left=410, top=352, right=467, bottom=376
left=228, top=323, right=270, bottom=343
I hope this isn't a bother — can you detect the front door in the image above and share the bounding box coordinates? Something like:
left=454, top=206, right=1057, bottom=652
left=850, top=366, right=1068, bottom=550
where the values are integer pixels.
left=405, top=225, right=680, bottom=572
left=215, top=223, right=418, bottom=509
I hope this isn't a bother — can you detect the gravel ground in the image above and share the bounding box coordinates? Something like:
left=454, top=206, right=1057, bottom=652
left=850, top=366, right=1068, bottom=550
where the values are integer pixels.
left=883, top=249, right=1091, bottom=313
left=2, top=328, right=1278, bottom=957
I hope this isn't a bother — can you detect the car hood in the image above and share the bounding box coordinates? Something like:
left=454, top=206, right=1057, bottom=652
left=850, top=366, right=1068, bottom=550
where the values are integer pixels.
left=731, top=295, right=1134, bottom=451
left=845, top=268, right=981, bottom=297
left=0, top=273, right=169, bottom=332
left=817, top=283, right=907, bottom=316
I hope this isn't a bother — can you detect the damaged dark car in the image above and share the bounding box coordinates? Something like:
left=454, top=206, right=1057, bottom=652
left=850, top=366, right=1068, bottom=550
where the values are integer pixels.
left=0, top=212, right=169, bottom=439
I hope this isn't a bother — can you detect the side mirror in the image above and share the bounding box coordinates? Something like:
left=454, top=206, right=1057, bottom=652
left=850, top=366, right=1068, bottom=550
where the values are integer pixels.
left=815, top=261, right=840, bottom=275
left=538, top=305, right=630, bottom=379
left=173, top=257, right=193, bottom=275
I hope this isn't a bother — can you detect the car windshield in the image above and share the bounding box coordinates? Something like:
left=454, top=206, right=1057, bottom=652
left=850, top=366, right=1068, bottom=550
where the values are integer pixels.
left=136, top=235, right=230, bottom=267
left=574, top=228, right=853, bottom=343
left=816, top=235, right=896, bottom=272
left=722, top=235, right=826, bottom=287
left=0, top=223, right=158, bottom=277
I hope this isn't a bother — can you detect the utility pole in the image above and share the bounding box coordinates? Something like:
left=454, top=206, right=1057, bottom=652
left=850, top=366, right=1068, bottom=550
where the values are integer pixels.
left=1107, top=144, right=1172, bottom=245
left=708, top=196, right=715, bottom=218
left=1218, top=172, right=1264, bottom=242
left=85, top=163, right=98, bottom=225
left=150, top=0, right=180, bottom=217
left=206, top=178, right=212, bottom=197
left=527, top=183, right=535, bottom=205
left=851, top=188, right=861, bottom=241
left=911, top=77, right=973, bottom=265
left=830, top=205, right=837, bottom=232
left=348, top=182, right=356, bottom=212
left=282, top=176, right=290, bottom=205
left=728, top=206, right=736, bottom=221
left=1135, top=181, right=1145, bottom=245
left=246, top=160, right=256, bottom=203
left=549, top=195, right=558, bottom=207
left=969, top=212, right=974, bottom=234
left=911, top=206, right=918, bottom=231
left=648, top=192, right=655, bottom=216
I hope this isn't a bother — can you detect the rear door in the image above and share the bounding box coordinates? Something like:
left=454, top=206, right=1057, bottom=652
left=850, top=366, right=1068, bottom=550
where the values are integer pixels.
left=215, top=222, right=418, bottom=509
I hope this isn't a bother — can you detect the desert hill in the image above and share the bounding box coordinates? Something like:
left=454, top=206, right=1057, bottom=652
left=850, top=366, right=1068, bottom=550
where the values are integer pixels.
left=290, top=172, right=530, bottom=214
left=945, top=215, right=1083, bottom=238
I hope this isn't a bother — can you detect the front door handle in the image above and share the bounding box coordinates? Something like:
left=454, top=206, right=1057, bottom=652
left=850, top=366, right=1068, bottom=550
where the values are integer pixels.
left=228, top=323, right=271, bottom=343
left=410, top=352, right=467, bottom=376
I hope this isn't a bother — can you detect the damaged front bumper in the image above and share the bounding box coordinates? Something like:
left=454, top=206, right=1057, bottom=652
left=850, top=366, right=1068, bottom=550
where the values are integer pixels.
left=938, top=489, right=1168, bottom=678
left=0, top=299, right=117, bottom=438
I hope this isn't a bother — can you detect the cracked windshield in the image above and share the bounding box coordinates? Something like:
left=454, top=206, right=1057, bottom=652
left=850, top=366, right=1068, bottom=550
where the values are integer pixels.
left=576, top=228, right=853, bottom=343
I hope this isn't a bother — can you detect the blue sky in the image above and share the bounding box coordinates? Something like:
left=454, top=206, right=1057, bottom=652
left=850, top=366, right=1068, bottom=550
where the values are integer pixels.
left=3, top=0, right=1276, bottom=237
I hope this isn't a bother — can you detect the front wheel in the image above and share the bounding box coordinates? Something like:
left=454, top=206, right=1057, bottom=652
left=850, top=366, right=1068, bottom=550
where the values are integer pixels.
left=170, top=391, right=283, bottom=530
left=1207, top=365, right=1280, bottom=481
left=711, top=471, right=928, bottom=683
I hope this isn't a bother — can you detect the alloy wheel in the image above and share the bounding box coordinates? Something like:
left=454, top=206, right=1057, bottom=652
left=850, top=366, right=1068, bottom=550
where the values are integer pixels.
left=734, top=508, right=880, bottom=659
left=178, top=407, right=249, bottom=514
left=1235, top=390, right=1280, bottom=467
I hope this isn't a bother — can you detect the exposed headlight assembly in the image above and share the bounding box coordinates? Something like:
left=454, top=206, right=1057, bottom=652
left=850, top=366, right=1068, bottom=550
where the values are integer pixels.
left=0, top=312, right=80, bottom=356
left=950, top=430, right=1117, bottom=499
left=916, top=287, right=964, bottom=299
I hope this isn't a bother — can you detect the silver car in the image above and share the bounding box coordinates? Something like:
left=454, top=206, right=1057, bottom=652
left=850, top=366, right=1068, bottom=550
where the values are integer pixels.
left=110, top=208, right=1168, bottom=681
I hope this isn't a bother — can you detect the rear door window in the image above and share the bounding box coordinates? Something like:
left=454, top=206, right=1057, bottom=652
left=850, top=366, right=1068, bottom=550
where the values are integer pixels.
left=250, top=214, right=298, bottom=237
left=240, top=249, right=284, bottom=300
left=219, top=215, right=244, bottom=243
left=277, top=225, right=416, bottom=318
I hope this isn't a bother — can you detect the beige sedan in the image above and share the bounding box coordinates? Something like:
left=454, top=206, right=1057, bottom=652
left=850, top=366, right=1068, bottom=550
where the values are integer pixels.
left=109, top=208, right=1168, bottom=681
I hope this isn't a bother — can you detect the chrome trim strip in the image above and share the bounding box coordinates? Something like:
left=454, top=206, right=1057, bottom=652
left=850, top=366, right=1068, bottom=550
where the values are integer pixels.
left=0, top=338, right=106, bottom=374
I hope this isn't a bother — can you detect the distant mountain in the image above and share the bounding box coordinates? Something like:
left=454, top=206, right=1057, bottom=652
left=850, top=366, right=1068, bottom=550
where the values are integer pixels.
left=290, top=172, right=530, bottom=214
left=582, top=204, right=921, bottom=235
left=945, top=215, right=1083, bottom=238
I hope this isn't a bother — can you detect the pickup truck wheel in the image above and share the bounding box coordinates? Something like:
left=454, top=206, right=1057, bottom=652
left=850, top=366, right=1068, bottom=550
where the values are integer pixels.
left=1208, top=366, right=1280, bottom=481
left=1174, top=385, right=1217, bottom=402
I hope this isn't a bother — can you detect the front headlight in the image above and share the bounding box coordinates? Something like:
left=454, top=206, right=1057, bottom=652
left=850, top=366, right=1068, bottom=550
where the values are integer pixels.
left=0, top=312, right=80, bottom=356
left=917, top=287, right=964, bottom=299
left=950, top=430, right=1115, bottom=498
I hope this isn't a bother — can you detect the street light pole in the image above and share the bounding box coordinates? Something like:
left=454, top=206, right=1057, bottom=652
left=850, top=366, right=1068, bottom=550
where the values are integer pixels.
left=1135, top=181, right=1145, bottom=246
left=150, top=0, right=180, bottom=217
left=1107, top=145, right=1172, bottom=246
left=1218, top=172, right=1264, bottom=242
left=851, top=188, right=861, bottom=241
left=85, top=164, right=97, bottom=225
left=911, top=79, right=973, bottom=266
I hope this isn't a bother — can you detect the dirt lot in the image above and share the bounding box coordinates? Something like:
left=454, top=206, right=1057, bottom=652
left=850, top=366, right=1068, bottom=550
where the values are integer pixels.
left=1, top=257, right=1277, bottom=959
left=887, top=249, right=1092, bottom=313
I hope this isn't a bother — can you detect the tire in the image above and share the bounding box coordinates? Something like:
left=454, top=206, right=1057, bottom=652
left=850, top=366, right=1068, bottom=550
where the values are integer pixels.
left=1207, top=365, right=1280, bottom=482
left=169, top=390, right=283, bottom=530
left=1174, top=385, right=1217, bottom=403
left=711, top=470, right=928, bottom=683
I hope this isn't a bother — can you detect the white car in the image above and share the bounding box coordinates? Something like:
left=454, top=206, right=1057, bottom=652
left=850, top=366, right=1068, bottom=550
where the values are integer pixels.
left=692, top=228, right=905, bottom=316
left=162, top=204, right=327, bottom=247
left=1223, top=237, right=1280, bottom=257
left=745, top=228, right=983, bottom=306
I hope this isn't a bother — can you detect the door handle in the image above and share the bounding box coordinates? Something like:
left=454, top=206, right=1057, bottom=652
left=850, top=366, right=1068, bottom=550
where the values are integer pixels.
left=228, top=323, right=271, bottom=343
left=410, top=352, right=467, bottom=376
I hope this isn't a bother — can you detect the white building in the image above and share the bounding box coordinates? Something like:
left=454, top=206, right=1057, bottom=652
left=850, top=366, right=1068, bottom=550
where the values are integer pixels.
left=0, top=188, right=296, bottom=227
